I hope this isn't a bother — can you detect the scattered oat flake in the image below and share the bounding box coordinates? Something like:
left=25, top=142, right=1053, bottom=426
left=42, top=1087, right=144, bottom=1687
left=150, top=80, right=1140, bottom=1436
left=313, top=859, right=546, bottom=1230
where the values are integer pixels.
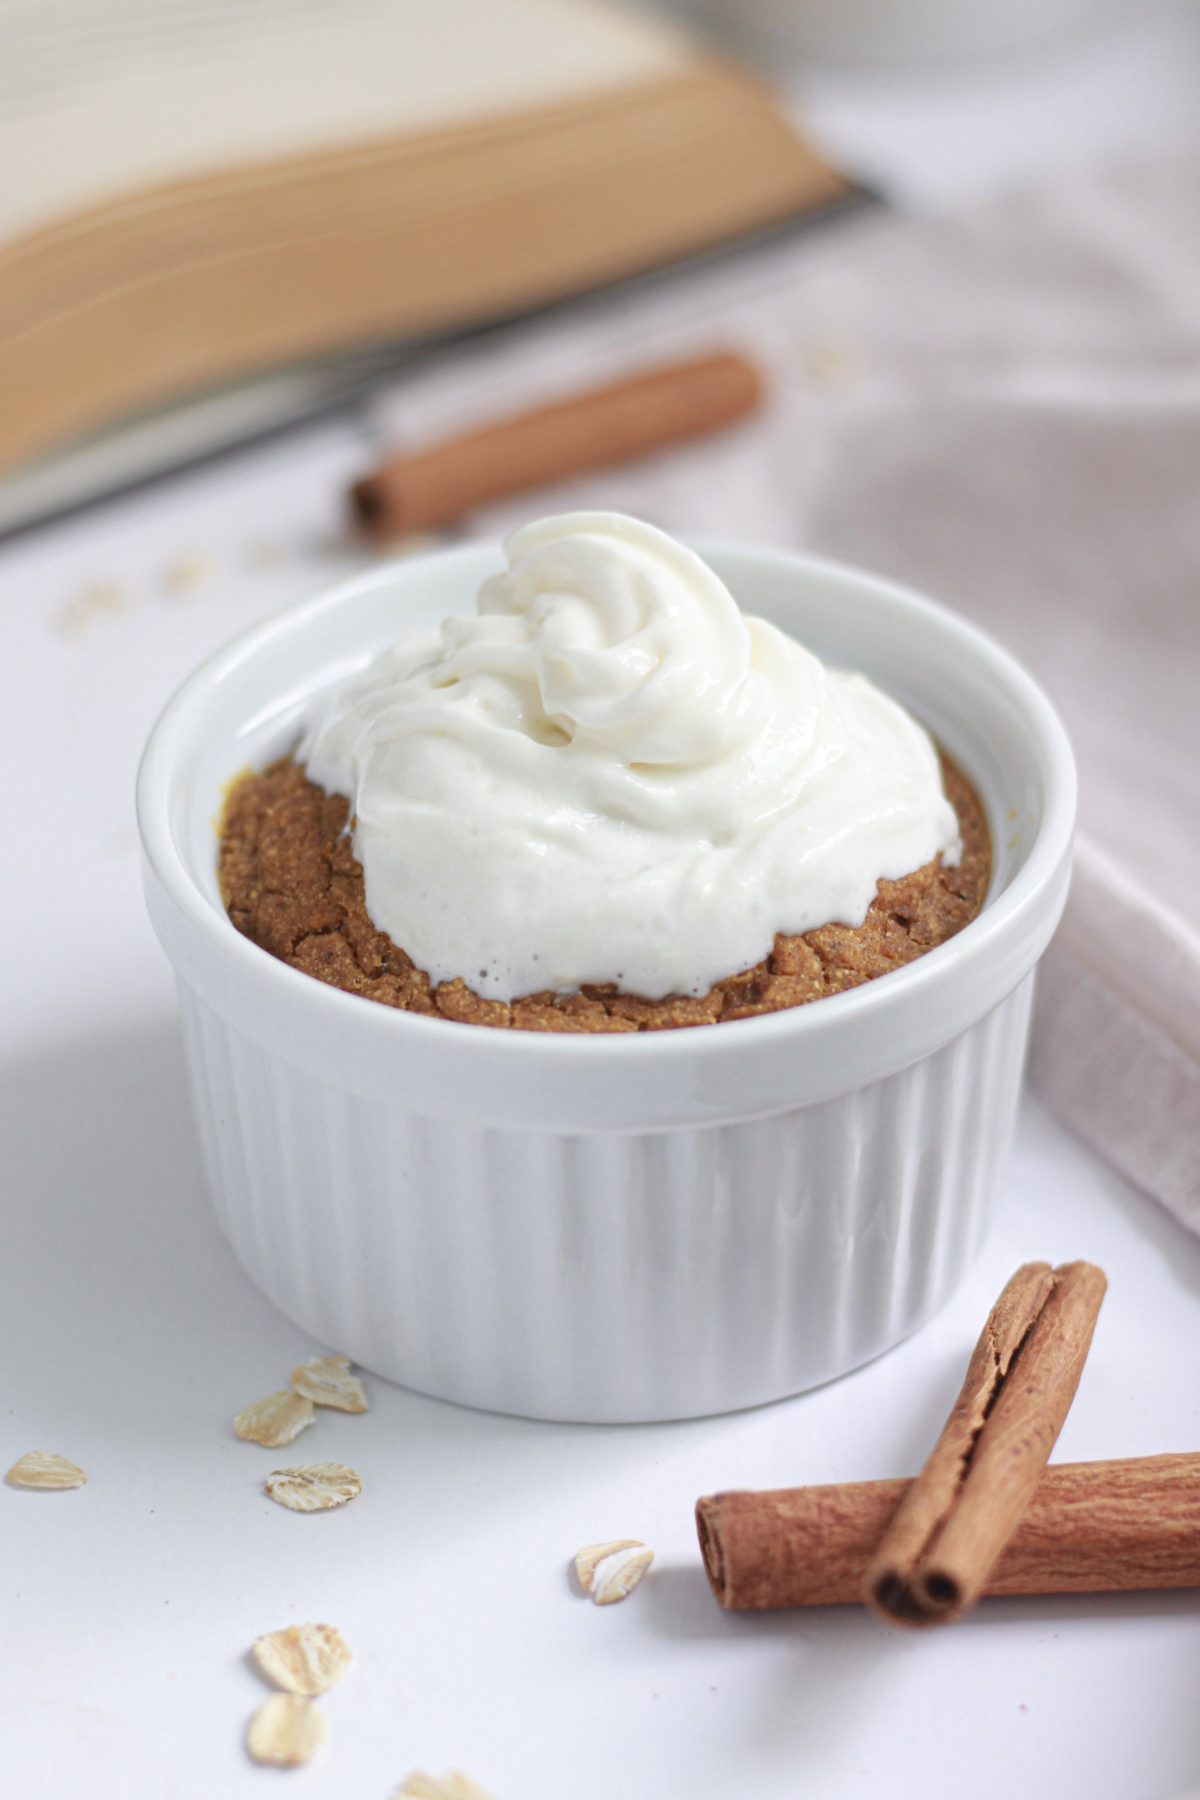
left=6, top=1451, right=87, bottom=1490
left=291, top=1354, right=369, bottom=1414
left=574, top=1539, right=653, bottom=1605
left=160, top=552, right=214, bottom=595
left=253, top=1622, right=352, bottom=1696
left=234, top=1390, right=316, bottom=1448
left=56, top=579, right=129, bottom=637
left=800, top=334, right=863, bottom=387
left=265, top=1462, right=362, bottom=1512
left=396, top=1773, right=496, bottom=1800
left=246, top=1692, right=326, bottom=1767
left=79, top=580, right=126, bottom=615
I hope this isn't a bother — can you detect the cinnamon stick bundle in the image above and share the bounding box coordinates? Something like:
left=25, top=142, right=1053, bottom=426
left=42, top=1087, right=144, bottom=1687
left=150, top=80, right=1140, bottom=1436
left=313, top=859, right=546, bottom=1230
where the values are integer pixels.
left=697, top=1453, right=1200, bottom=1610
left=350, top=349, right=762, bottom=539
left=862, top=1261, right=1107, bottom=1626
left=697, top=1260, right=1116, bottom=1628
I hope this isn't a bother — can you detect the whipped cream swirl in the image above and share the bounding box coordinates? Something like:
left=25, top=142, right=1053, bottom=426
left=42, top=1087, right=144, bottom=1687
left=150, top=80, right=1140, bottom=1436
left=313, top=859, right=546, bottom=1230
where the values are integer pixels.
left=302, top=513, right=961, bottom=1002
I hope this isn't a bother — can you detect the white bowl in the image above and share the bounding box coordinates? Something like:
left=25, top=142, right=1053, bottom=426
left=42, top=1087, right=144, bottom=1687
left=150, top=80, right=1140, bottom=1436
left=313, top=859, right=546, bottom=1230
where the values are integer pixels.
left=137, top=542, right=1075, bottom=1422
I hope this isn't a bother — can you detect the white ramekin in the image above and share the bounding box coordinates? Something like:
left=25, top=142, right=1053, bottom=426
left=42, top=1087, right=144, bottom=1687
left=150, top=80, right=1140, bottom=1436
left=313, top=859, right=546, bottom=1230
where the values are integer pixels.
left=137, top=542, right=1075, bottom=1423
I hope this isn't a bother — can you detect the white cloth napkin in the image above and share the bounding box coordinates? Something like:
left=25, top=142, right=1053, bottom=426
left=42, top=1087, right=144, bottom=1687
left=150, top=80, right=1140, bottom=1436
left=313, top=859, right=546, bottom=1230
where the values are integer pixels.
left=367, top=158, right=1200, bottom=1227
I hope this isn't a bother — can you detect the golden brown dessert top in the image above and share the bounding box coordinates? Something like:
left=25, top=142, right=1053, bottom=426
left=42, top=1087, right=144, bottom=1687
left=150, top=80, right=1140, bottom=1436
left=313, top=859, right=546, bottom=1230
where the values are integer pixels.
left=219, top=754, right=989, bottom=1033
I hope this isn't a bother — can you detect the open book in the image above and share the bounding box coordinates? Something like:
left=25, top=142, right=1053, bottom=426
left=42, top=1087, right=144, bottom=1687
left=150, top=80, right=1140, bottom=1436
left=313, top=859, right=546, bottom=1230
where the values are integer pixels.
left=0, top=0, right=851, bottom=529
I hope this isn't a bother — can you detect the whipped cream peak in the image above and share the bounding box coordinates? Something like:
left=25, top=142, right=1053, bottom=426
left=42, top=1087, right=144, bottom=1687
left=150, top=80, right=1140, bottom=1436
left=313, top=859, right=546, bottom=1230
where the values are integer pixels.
left=301, top=512, right=962, bottom=1003
left=472, top=513, right=751, bottom=763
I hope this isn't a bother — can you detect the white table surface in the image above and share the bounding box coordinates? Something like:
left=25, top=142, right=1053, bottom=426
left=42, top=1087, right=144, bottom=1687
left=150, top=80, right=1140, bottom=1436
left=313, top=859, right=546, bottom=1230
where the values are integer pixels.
left=4, top=10, right=1200, bottom=1796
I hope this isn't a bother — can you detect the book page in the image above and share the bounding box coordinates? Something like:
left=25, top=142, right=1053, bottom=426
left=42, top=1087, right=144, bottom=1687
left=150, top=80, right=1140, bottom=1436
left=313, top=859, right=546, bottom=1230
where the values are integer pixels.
left=0, top=0, right=690, bottom=245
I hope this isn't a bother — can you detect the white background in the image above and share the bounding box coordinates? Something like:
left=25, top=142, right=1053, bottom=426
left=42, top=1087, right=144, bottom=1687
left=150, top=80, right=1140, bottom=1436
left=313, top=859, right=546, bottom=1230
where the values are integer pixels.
left=3, top=6, right=1200, bottom=1796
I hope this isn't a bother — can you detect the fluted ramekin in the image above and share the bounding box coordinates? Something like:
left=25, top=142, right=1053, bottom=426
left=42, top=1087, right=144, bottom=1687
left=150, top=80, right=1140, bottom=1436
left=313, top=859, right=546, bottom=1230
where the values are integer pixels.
left=137, top=542, right=1075, bottom=1422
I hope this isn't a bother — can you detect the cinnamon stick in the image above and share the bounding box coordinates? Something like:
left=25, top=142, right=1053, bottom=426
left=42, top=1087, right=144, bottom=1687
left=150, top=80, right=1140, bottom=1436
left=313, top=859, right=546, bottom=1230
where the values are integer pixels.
left=860, top=1260, right=1107, bottom=1626
left=350, top=349, right=763, bottom=539
left=697, top=1454, right=1200, bottom=1610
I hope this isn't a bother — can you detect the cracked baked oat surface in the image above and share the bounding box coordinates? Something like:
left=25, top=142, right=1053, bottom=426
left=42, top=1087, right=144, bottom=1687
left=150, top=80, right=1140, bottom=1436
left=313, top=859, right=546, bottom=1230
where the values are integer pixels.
left=219, top=755, right=990, bottom=1032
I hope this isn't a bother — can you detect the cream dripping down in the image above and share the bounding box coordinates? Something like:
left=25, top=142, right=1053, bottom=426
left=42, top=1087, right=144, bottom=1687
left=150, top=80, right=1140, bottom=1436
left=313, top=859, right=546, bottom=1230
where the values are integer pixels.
left=301, top=513, right=961, bottom=1001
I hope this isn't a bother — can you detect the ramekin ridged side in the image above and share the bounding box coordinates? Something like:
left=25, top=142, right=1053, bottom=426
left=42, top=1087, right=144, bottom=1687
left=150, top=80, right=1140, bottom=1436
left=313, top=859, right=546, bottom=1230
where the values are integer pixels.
left=176, top=972, right=1032, bottom=1422
left=138, top=541, right=1076, bottom=1423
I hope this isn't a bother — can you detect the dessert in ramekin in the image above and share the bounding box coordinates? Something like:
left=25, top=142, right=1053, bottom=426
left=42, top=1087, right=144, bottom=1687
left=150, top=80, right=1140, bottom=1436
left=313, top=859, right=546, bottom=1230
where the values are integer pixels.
left=219, top=513, right=991, bottom=1031
left=137, top=522, right=1074, bottom=1422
